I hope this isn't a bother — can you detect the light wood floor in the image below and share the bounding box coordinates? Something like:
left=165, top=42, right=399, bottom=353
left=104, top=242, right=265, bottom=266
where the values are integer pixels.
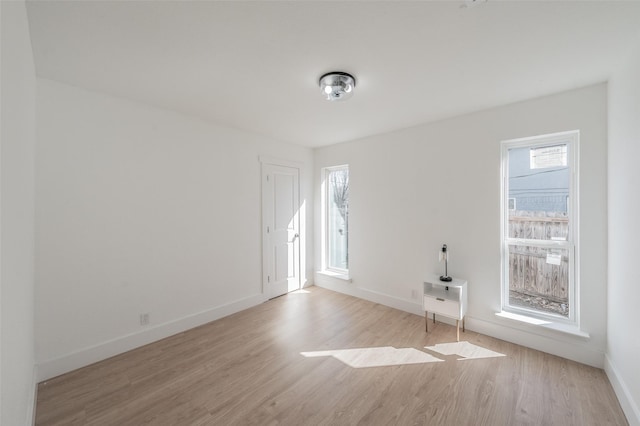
left=35, top=286, right=627, bottom=425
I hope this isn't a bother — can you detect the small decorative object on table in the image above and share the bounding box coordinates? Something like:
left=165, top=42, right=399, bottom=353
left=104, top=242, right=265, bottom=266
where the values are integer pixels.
left=439, top=244, right=452, bottom=282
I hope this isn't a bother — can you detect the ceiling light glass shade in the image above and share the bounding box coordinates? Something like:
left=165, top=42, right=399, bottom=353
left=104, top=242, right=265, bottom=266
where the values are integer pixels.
left=319, top=72, right=356, bottom=101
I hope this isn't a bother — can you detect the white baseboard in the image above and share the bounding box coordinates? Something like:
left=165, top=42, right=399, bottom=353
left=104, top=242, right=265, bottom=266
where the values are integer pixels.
left=301, top=275, right=314, bottom=288
left=605, top=354, right=640, bottom=426
left=29, top=365, right=38, bottom=426
left=466, top=316, right=604, bottom=368
left=314, top=273, right=604, bottom=367
left=36, top=293, right=266, bottom=382
left=314, top=273, right=424, bottom=317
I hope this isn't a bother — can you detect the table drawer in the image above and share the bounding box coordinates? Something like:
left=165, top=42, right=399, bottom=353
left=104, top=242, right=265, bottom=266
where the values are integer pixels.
left=423, top=295, right=460, bottom=319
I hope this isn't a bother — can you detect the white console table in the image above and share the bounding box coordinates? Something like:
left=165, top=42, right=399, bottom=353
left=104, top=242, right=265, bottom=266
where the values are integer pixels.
left=423, top=275, right=468, bottom=341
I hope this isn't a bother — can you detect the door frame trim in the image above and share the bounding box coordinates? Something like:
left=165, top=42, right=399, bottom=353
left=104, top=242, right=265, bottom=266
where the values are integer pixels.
left=259, top=156, right=304, bottom=170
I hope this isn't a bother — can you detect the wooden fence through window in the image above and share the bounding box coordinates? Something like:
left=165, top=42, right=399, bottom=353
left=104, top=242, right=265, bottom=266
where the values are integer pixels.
left=508, top=211, right=569, bottom=303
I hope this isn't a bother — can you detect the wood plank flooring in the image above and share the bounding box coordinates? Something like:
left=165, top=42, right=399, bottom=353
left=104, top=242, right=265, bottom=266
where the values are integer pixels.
left=35, top=286, right=627, bottom=425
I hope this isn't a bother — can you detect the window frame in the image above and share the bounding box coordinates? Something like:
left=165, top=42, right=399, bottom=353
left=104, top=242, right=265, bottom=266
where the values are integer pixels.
left=500, top=130, right=580, bottom=325
left=322, top=164, right=349, bottom=275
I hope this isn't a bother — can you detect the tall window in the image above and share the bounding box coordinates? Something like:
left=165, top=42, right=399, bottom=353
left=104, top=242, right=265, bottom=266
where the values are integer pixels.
left=324, top=165, right=349, bottom=273
left=501, top=131, right=579, bottom=323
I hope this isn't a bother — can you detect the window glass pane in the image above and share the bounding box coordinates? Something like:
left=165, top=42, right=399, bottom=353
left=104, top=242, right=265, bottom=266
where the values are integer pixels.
left=327, top=169, right=348, bottom=270
left=530, top=145, right=567, bottom=169
left=508, top=244, right=569, bottom=317
left=508, top=145, right=569, bottom=240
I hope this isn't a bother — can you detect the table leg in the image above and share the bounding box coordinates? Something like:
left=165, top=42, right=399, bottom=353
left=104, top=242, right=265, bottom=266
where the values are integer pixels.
left=425, top=311, right=428, bottom=332
left=462, top=317, right=465, bottom=332
left=456, top=320, right=460, bottom=342
left=433, top=313, right=436, bottom=324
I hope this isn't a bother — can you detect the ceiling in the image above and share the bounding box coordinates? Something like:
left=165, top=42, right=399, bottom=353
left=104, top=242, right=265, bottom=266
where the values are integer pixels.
left=26, top=1, right=640, bottom=148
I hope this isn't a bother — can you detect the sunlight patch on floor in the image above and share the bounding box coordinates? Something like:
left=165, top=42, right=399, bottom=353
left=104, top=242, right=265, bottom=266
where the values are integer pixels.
left=289, top=289, right=311, bottom=294
left=300, top=346, right=444, bottom=368
left=424, top=341, right=506, bottom=360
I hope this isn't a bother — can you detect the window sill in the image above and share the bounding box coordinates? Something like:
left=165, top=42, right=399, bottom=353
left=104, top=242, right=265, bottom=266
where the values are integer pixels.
left=495, top=311, right=590, bottom=339
left=317, top=270, right=351, bottom=283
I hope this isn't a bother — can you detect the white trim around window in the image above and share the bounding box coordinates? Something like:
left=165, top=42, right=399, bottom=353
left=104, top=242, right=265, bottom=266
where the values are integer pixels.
left=500, top=130, right=580, bottom=326
left=321, top=164, right=349, bottom=277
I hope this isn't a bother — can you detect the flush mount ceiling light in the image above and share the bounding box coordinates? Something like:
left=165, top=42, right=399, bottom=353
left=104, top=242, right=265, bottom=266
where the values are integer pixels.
left=319, top=72, right=356, bottom=101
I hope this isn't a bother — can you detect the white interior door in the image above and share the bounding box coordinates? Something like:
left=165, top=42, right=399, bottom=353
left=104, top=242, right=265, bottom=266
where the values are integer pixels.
left=262, top=163, right=300, bottom=299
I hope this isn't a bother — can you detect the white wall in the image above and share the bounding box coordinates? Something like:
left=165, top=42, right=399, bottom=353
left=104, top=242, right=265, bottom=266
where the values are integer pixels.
left=35, top=79, right=313, bottom=380
left=315, top=84, right=608, bottom=367
left=0, top=1, right=37, bottom=424
left=607, top=44, right=640, bottom=426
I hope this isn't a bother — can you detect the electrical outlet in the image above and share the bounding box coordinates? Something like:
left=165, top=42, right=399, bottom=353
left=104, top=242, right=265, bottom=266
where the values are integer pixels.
left=140, top=313, right=150, bottom=326
left=411, top=289, right=418, bottom=300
